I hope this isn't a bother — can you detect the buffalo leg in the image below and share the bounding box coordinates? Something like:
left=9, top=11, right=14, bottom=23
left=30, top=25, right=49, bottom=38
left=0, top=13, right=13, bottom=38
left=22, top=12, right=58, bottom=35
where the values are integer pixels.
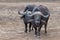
left=44, top=23, right=47, bottom=33
left=37, top=24, right=42, bottom=36
left=24, top=23, right=28, bottom=33
left=29, top=23, right=31, bottom=32
left=34, top=26, right=37, bottom=35
left=44, top=18, right=49, bottom=33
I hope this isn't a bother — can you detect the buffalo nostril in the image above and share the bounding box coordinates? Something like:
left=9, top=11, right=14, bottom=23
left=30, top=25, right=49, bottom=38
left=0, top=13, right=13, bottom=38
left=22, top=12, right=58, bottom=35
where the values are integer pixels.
left=37, top=23, right=39, bottom=24
left=35, top=22, right=40, bottom=26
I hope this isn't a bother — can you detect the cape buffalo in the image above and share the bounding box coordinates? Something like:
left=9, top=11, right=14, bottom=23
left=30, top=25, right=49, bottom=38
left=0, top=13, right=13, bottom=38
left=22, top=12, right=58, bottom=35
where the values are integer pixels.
left=18, top=5, right=36, bottom=32
left=29, top=5, right=50, bottom=36
left=18, top=5, right=50, bottom=37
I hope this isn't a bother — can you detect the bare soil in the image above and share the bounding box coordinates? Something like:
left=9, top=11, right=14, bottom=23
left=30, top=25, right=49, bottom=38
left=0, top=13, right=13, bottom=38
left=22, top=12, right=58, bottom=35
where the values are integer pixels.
left=0, top=2, right=60, bottom=40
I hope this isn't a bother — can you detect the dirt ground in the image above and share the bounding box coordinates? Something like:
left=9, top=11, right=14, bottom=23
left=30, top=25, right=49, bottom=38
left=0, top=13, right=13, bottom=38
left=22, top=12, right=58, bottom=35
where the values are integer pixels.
left=0, top=2, right=60, bottom=40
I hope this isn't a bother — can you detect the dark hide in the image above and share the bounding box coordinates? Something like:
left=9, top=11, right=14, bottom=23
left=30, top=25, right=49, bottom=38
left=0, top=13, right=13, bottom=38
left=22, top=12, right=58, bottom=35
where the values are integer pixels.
left=21, top=5, right=36, bottom=33
left=31, top=5, right=50, bottom=36
left=24, top=5, right=36, bottom=12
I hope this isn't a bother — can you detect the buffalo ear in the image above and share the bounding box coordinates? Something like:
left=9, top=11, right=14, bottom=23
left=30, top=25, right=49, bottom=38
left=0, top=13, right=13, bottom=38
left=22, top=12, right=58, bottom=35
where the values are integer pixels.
left=20, top=15, right=25, bottom=19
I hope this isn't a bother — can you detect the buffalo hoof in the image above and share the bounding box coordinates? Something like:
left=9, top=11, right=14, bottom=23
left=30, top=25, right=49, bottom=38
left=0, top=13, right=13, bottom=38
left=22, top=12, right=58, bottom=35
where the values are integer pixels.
left=29, top=30, right=31, bottom=32
left=24, top=30, right=27, bottom=33
left=35, top=32, right=37, bottom=36
left=45, top=32, right=47, bottom=36
left=37, top=33, right=40, bottom=36
left=35, top=35, right=40, bottom=38
left=45, top=31, right=47, bottom=34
